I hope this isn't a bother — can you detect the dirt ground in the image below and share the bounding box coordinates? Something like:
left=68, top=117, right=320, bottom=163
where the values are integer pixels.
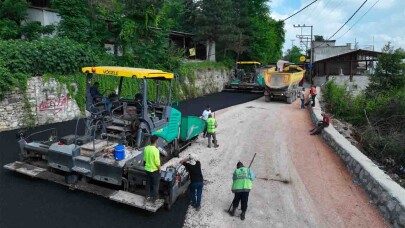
left=165, top=97, right=388, bottom=228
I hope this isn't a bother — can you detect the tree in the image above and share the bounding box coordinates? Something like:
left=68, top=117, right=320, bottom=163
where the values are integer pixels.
left=367, top=42, right=405, bottom=96
left=193, top=0, right=237, bottom=61
left=314, top=35, right=324, bottom=41
left=52, top=0, right=93, bottom=43
left=284, top=45, right=303, bottom=63
left=0, top=0, right=29, bottom=39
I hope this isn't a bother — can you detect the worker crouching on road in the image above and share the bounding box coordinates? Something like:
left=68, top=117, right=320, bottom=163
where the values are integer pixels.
left=310, top=112, right=330, bottom=135
left=206, top=114, right=219, bottom=148
left=229, top=161, right=255, bottom=221
left=143, top=135, right=161, bottom=203
left=180, top=154, right=204, bottom=211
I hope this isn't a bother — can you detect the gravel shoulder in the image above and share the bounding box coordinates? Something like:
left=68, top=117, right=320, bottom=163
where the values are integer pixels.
left=169, top=97, right=387, bottom=228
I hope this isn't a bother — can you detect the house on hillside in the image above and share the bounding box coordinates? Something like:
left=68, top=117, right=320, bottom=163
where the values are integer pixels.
left=312, top=40, right=380, bottom=81
left=24, top=0, right=209, bottom=61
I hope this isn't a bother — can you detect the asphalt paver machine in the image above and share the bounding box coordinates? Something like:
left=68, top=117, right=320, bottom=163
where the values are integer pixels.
left=224, top=61, right=264, bottom=92
left=4, top=66, right=206, bottom=211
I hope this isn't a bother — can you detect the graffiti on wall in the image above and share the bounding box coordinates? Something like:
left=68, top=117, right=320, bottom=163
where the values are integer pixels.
left=38, top=94, right=70, bottom=114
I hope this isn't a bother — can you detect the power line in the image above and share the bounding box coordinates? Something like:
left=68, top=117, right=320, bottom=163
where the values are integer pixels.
left=306, top=0, right=322, bottom=20
left=282, top=0, right=319, bottom=22
left=335, top=0, right=380, bottom=40
left=327, top=0, right=368, bottom=40
left=313, top=0, right=369, bottom=49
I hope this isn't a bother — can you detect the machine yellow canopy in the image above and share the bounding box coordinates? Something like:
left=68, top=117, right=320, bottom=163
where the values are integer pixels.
left=81, top=66, right=174, bottom=79
left=236, top=61, right=261, bottom=65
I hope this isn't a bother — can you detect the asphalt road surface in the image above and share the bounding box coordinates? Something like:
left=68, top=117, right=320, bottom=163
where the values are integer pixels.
left=0, top=92, right=261, bottom=228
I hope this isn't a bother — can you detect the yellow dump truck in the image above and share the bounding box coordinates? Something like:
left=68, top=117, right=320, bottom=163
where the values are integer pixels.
left=263, top=61, right=305, bottom=103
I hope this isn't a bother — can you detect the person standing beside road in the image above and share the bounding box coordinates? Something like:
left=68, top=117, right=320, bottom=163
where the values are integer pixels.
left=200, top=106, right=211, bottom=137
left=299, top=87, right=306, bottom=109
left=206, top=113, right=219, bottom=148
left=143, top=135, right=161, bottom=203
left=310, top=85, right=317, bottom=107
left=229, top=161, right=255, bottom=221
left=180, top=154, right=204, bottom=211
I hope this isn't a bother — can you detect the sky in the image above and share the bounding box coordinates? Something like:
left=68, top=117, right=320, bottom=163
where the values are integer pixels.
left=269, top=0, right=405, bottom=54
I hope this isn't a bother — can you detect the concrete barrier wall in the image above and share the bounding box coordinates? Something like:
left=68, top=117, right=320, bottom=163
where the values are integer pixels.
left=309, top=88, right=405, bottom=227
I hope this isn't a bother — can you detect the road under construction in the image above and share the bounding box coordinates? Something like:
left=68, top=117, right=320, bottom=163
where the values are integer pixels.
left=0, top=91, right=387, bottom=227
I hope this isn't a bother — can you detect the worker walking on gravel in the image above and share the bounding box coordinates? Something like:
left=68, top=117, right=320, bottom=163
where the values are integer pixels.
left=229, top=161, right=255, bottom=220
left=180, top=154, right=204, bottom=211
left=143, top=135, right=161, bottom=203
left=206, top=113, right=219, bottom=148
left=200, top=106, right=211, bottom=137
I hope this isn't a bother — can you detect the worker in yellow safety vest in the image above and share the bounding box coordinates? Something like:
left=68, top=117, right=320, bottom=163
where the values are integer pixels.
left=229, top=161, right=255, bottom=221
left=143, top=135, right=161, bottom=203
left=206, top=113, right=219, bottom=148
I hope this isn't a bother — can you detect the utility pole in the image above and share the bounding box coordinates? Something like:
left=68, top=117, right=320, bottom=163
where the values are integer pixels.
left=291, top=39, right=295, bottom=48
left=294, top=24, right=313, bottom=84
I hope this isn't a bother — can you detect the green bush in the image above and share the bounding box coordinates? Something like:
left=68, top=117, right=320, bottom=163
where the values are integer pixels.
left=0, top=38, right=112, bottom=75
left=324, top=80, right=404, bottom=174
left=0, top=58, right=28, bottom=99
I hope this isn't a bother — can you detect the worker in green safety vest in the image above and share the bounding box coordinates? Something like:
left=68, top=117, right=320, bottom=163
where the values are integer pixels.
left=229, top=161, right=255, bottom=221
left=143, top=135, right=161, bottom=204
left=206, top=113, right=219, bottom=148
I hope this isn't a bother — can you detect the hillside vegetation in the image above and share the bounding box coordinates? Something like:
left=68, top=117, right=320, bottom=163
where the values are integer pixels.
left=323, top=43, right=405, bottom=180
left=0, top=0, right=284, bottom=104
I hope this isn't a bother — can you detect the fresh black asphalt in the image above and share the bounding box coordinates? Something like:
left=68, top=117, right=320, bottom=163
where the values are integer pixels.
left=0, top=92, right=261, bottom=228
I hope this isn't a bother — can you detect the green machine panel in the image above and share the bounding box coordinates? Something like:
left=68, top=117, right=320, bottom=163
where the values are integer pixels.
left=153, top=108, right=181, bottom=143
left=179, top=116, right=205, bottom=141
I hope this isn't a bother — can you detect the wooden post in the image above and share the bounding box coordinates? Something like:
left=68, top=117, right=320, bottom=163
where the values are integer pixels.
left=350, top=53, right=353, bottom=82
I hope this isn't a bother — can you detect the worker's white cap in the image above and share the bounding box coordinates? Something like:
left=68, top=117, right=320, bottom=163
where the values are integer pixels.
left=189, top=154, right=198, bottom=161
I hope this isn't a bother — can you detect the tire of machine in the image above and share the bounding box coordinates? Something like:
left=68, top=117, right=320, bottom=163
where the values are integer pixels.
left=286, top=96, right=292, bottom=104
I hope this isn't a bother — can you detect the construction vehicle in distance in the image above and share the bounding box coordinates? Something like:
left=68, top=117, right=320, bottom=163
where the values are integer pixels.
left=224, top=61, right=264, bottom=92
left=4, top=66, right=206, bottom=212
left=263, top=60, right=305, bottom=103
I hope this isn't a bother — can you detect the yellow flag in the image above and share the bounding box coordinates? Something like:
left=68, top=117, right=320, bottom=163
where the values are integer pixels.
left=189, top=48, right=196, bottom=57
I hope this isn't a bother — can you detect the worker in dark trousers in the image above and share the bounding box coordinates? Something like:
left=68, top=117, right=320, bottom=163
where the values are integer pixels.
left=310, top=112, right=330, bottom=135
left=299, top=87, right=305, bottom=109
left=180, top=154, right=204, bottom=211
left=143, top=135, right=161, bottom=203
left=200, top=106, right=211, bottom=137
left=206, top=114, right=219, bottom=148
left=310, top=85, right=317, bottom=107
left=229, top=161, right=255, bottom=220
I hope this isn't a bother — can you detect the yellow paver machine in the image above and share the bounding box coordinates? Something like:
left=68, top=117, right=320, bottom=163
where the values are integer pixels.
left=4, top=66, right=206, bottom=212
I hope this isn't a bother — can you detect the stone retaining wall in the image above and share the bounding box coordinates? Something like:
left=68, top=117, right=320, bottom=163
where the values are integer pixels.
left=0, top=77, right=81, bottom=131
left=0, top=69, right=231, bottom=132
left=309, top=88, right=405, bottom=227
